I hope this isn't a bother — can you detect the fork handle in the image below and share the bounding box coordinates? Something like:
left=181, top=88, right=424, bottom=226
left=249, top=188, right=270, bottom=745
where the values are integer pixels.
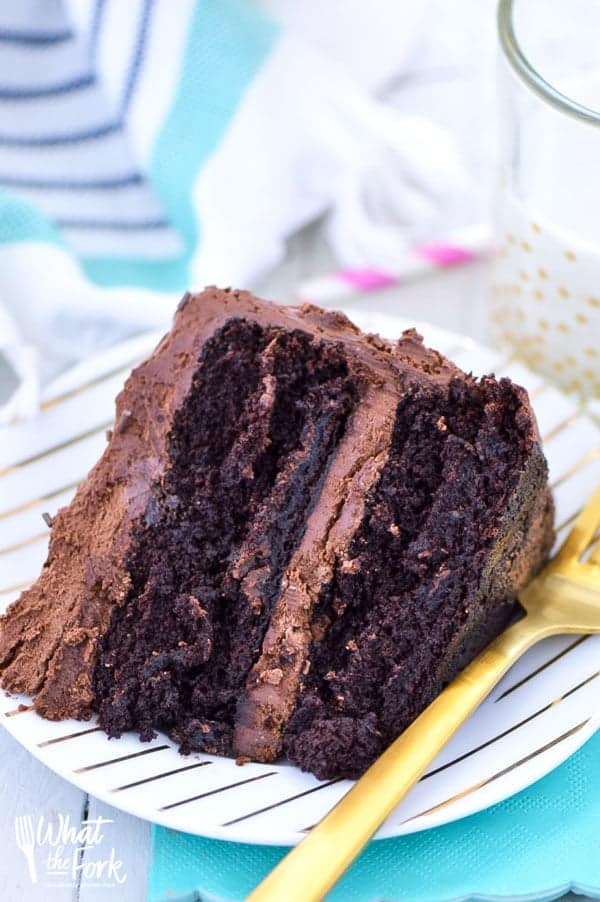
left=247, top=613, right=552, bottom=902
left=25, top=852, right=37, bottom=885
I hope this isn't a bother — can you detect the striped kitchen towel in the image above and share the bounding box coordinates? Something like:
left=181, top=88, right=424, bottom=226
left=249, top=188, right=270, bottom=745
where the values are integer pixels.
left=0, top=0, right=280, bottom=292
left=0, top=0, right=464, bottom=423
left=0, top=0, right=278, bottom=420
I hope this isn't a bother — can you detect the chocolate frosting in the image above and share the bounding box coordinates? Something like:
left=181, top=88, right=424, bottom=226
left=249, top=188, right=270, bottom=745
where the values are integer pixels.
left=0, top=288, right=549, bottom=759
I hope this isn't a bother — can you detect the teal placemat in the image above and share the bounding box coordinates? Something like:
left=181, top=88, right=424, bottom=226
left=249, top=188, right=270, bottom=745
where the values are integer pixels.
left=147, top=729, right=600, bottom=902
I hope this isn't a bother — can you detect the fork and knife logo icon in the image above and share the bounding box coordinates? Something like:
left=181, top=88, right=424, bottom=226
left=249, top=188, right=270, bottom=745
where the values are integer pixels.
left=15, top=815, right=37, bottom=884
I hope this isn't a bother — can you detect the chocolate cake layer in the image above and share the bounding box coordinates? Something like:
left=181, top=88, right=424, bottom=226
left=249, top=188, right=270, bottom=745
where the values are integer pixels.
left=282, top=377, right=553, bottom=778
left=0, top=288, right=554, bottom=780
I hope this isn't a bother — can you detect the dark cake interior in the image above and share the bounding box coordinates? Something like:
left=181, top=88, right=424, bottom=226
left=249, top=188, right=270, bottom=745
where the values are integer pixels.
left=0, top=289, right=553, bottom=781
left=284, top=378, right=540, bottom=777
left=94, top=320, right=358, bottom=756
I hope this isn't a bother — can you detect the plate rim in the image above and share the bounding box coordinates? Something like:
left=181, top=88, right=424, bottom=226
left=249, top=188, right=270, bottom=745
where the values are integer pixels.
left=2, top=704, right=598, bottom=846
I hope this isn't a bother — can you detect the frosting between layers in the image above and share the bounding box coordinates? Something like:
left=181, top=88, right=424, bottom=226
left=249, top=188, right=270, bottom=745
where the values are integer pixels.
left=233, top=386, right=397, bottom=761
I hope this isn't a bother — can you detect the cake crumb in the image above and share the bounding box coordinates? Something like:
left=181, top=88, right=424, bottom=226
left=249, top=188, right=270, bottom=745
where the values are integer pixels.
left=115, top=409, right=133, bottom=434
left=345, top=639, right=358, bottom=653
left=262, top=668, right=283, bottom=685
left=436, top=416, right=448, bottom=431
left=249, top=595, right=263, bottom=613
left=311, top=618, right=329, bottom=641
left=340, top=557, right=360, bottom=574
left=388, top=523, right=400, bottom=536
left=236, top=756, right=252, bottom=766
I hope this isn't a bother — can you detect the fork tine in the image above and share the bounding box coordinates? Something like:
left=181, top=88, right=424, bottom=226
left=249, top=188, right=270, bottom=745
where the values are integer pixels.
left=589, top=531, right=600, bottom=567
left=24, top=816, right=33, bottom=846
left=554, top=483, right=600, bottom=565
left=16, top=816, right=25, bottom=848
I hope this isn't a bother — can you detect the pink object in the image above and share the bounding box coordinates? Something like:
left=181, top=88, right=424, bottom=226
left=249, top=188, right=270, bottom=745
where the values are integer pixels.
left=336, top=268, right=398, bottom=291
left=415, top=243, right=476, bottom=267
left=298, top=225, right=490, bottom=304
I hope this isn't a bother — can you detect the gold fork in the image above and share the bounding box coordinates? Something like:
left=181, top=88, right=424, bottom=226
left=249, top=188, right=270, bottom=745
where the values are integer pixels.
left=248, top=484, right=600, bottom=902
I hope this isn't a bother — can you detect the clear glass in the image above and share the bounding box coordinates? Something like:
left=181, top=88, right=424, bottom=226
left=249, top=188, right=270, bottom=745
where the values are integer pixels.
left=492, top=0, right=600, bottom=397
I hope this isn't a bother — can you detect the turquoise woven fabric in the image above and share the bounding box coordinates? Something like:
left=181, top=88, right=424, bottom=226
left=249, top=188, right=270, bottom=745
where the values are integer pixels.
left=148, top=729, right=600, bottom=902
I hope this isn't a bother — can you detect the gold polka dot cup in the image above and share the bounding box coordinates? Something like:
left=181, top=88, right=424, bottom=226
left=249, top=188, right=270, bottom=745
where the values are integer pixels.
left=492, top=202, right=600, bottom=396
left=494, top=0, right=600, bottom=398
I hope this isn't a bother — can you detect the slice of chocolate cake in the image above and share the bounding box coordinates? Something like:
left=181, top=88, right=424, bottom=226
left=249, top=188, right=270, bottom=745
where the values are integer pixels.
left=0, top=289, right=554, bottom=780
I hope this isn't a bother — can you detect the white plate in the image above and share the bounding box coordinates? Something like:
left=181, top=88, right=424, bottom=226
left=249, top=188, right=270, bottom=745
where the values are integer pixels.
left=1, top=312, right=599, bottom=846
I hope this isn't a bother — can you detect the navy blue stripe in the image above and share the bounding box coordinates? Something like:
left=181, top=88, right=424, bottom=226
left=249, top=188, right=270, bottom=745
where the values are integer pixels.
left=0, top=173, right=143, bottom=190
left=89, top=0, right=106, bottom=53
left=0, top=28, right=73, bottom=46
left=0, top=73, right=95, bottom=101
left=58, top=217, right=170, bottom=230
left=0, top=0, right=155, bottom=145
left=0, top=121, right=120, bottom=147
left=120, top=0, right=154, bottom=115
